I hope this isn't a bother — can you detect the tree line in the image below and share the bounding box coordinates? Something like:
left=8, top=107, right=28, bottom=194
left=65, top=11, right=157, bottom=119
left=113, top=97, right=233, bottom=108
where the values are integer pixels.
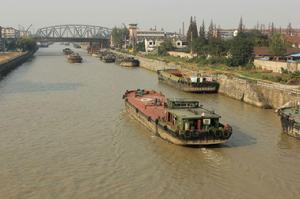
left=3, top=37, right=37, bottom=52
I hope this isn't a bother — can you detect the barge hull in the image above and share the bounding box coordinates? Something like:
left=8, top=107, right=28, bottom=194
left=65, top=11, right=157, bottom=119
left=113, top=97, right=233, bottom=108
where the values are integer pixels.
left=125, top=101, right=227, bottom=146
left=279, top=111, right=300, bottom=139
left=158, top=77, right=219, bottom=93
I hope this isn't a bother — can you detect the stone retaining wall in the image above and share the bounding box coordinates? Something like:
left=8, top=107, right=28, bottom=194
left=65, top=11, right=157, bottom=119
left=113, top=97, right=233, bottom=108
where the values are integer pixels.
left=254, top=59, right=300, bottom=73
left=0, top=49, right=37, bottom=77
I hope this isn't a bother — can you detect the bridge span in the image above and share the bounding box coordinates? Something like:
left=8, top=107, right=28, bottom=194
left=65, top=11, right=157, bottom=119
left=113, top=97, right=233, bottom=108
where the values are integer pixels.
left=35, top=24, right=111, bottom=43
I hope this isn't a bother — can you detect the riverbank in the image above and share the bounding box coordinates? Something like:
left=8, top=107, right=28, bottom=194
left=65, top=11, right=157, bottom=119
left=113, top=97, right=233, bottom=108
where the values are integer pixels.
left=110, top=50, right=300, bottom=109
left=0, top=49, right=37, bottom=77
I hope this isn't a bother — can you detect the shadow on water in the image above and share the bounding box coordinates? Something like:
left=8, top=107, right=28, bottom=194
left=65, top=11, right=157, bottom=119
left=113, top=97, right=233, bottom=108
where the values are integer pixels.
left=1, top=80, right=83, bottom=94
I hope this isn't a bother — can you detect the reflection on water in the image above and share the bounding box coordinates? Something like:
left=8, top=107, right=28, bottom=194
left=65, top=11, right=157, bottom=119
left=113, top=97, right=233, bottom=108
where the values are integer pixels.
left=2, top=81, right=82, bottom=94
left=0, top=44, right=299, bottom=199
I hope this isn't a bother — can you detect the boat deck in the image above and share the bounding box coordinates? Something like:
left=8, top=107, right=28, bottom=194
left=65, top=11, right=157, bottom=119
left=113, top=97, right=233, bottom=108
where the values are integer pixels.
left=126, top=90, right=166, bottom=120
left=282, top=108, right=300, bottom=123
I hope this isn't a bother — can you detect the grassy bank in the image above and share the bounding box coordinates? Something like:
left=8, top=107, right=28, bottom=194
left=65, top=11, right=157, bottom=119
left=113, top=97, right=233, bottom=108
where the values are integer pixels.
left=0, top=52, right=25, bottom=64
left=140, top=54, right=299, bottom=84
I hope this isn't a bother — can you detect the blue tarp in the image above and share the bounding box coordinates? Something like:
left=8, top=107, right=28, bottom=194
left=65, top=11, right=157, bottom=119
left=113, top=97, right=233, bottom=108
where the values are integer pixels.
left=289, top=53, right=300, bottom=57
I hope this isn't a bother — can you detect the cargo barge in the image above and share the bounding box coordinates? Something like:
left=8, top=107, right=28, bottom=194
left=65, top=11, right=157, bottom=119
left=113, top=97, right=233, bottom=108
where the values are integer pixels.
left=102, top=54, right=116, bottom=63
left=63, top=48, right=73, bottom=55
left=123, top=89, right=232, bottom=146
left=278, top=106, right=300, bottom=139
left=157, top=69, right=219, bottom=93
left=67, top=53, right=82, bottom=63
left=119, top=57, right=140, bottom=67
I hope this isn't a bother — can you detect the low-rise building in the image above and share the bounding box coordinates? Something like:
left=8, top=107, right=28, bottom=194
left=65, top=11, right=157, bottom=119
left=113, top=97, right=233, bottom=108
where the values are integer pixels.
left=0, top=26, right=3, bottom=51
left=144, top=38, right=164, bottom=52
left=129, top=24, right=168, bottom=51
left=286, top=36, right=300, bottom=48
left=218, top=29, right=238, bottom=40
left=1, top=27, right=19, bottom=39
left=173, top=39, right=188, bottom=49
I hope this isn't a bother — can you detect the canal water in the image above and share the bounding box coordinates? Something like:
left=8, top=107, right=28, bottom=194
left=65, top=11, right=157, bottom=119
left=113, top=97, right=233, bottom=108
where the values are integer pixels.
left=0, top=44, right=299, bottom=199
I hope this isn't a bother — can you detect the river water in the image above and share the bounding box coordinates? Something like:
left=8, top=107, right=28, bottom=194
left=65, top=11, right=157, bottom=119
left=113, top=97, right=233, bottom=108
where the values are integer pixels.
left=0, top=44, right=299, bottom=199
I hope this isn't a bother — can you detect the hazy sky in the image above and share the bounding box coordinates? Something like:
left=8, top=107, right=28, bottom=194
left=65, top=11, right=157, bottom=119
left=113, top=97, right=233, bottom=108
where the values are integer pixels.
left=1, top=0, right=299, bottom=32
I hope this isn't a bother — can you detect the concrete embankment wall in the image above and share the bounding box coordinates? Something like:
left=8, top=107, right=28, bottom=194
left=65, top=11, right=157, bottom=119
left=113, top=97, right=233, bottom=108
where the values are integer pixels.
left=111, top=50, right=180, bottom=71
left=0, top=50, right=37, bottom=77
left=111, top=51, right=299, bottom=109
left=254, top=59, right=300, bottom=73
left=216, top=75, right=299, bottom=109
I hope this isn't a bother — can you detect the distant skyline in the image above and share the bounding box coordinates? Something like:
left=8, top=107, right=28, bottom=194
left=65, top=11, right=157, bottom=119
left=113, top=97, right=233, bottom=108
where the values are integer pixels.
left=1, top=0, right=300, bottom=32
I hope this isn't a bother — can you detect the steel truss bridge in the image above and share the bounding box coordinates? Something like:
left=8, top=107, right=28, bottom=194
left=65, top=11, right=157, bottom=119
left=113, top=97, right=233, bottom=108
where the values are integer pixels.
left=35, top=24, right=111, bottom=42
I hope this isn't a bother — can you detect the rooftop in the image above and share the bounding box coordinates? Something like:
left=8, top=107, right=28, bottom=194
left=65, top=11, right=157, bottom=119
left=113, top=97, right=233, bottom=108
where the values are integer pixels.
left=254, top=47, right=300, bottom=56
left=167, top=108, right=220, bottom=119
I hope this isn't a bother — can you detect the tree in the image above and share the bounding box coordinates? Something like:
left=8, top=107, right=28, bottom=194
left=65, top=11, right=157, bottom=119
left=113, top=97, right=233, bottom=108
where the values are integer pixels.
left=16, top=37, right=37, bottom=51
left=4, top=40, right=17, bottom=51
left=270, top=22, right=275, bottom=36
left=136, top=41, right=145, bottom=52
left=207, top=20, right=214, bottom=43
left=228, top=33, right=254, bottom=66
left=287, top=23, right=293, bottom=36
left=157, top=40, right=174, bottom=56
left=244, top=30, right=269, bottom=47
left=111, top=26, right=129, bottom=48
left=199, top=20, right=206, bottom=43
left=269, top=32, right=287, bottom=57
left=238, top=17, right=244, bottom=33
left=186, top=16, right=199, bottom=43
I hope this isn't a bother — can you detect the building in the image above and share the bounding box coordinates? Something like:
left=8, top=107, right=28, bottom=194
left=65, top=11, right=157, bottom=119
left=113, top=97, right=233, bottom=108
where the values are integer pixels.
left=19, top=30, right=31, bottom=38
left=173, top=39, right=188, bottom=49
left=128, top=24, right=168, bottom=52
left=128, top=24, right=138, bottom=48
left=137, top=29, right=165, bottom=41
left=144, top=38, right=164, bottom=52
left=0, top=26, right=3, bottom=51
left=254, top=47, right=300, bottom=59
left=286, top=36, right=300, bottom=48
left=217, top=29, right=238, bottom=40
left=1, top=27, right=19, bottom=39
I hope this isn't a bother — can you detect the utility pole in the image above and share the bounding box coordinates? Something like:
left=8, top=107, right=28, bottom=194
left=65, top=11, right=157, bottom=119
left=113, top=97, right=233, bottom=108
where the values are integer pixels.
left=190, top=31, right=193, bottom=54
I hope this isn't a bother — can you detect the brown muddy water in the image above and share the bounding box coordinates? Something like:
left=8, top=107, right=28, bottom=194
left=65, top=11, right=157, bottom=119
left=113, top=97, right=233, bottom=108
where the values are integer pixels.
left=0, top=44, right=299, bottom=199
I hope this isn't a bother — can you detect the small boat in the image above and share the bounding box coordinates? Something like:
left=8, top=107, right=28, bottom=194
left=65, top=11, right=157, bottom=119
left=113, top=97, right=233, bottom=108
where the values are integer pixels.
left=158, top=69, right=219, bottom=93
left=37, top=42, right=49, bottom=48
left=119, top=57, right=140, bottom=67
left=123, top=89, right=232, bottom=146
left=103, top=54, right=116, bottom=63
left=67, top=53, right=82, bottom=63
left=278, top=106, right=300, bottom=139
left=73, top=43, right=81, bottom=49
left=63, top=48, right=73, bottom=55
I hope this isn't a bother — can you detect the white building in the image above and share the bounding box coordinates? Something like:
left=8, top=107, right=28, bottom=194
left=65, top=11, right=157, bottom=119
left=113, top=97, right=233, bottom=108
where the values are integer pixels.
left=1, top=27, right=19, bottom=39
left=217, top=29, right=238, bottom=40
left=137, top=30, right=165, bottom=41
left=173, top=39, right=188, bottom=49
left=144, top=38, right=164, bottom=52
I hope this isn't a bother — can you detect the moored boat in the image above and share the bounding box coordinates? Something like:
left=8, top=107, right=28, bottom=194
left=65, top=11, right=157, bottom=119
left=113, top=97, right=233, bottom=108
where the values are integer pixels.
left=73, top=43, right=81, bottom=49
left=63, top=48, right=73, bottom=55
left=119, top=57, right=140, bottom=67
left=278, top=106, right=300, bottom=139
left=157, top=69, right=219, bottom=93
left=67, top=53, right=82, bottom=63
left=103, top=54, right=116, bottom=63
left=123, top=89, right=232, bottom=146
